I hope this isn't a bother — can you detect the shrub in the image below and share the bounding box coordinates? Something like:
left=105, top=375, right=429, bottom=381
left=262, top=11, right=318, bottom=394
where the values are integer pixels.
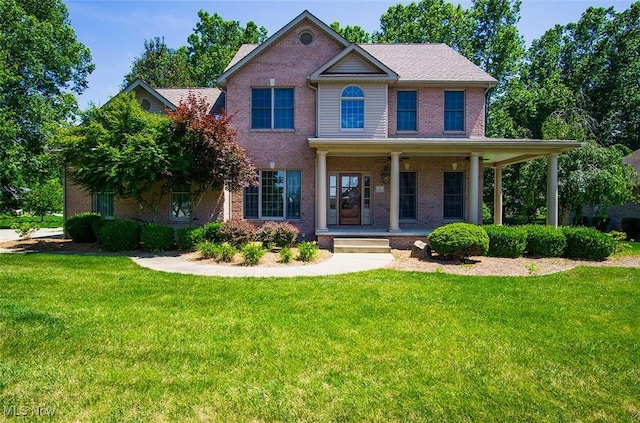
left=257, top=221, right=299, bottom=248
left=297, top=241, right=319, bottom=262
left=279, top=247, right=293, bottom=264
left=484, top=225, right=527, bottom=258
left=65, top=212, right=104, bottom=243
left=241, top=243, right=266, bottom=266
left=219, top=219, right=256, bottom=246
left=11, top=222, right=39, bottom=239
left=562, top=226, right=616, bottom=261
left=428, top=223, right=489, bottom=259
left=217, top=243, right=237, bottom=263
left=176, top=227, right=204, bottom=251
left=482, top=203, right=492, bottom=224
left=524, top=225, right=566, bottom=258
left=621, top=217, right=640, bottom=240
left=202, top=221, right=223, bottom=243
left=607, top=230, right=627, bottom=242
left=96, top=219, right=140, bottom=251
left=141, top=223, right=174, bottom=252
left=196, top=241, right=218, bottom=259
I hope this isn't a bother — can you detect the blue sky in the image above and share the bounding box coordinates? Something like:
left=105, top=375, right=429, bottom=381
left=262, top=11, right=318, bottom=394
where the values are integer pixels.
left=65, top=0, right=635, bottom=110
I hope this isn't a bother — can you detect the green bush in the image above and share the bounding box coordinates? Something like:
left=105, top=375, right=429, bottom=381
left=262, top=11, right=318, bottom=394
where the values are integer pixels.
left=65, top=212, right=104, bottom=243
left=484, top=225, right=527, bottom=258
left=202, top=221, right=223, bottom=243
left=217, top=243, right=237, bottom=263
left=141, top=223, right=174, bottom=252
left=562, top=226, right=616, bottom=261
left=257, top=221, right=299, bottom=248
left=524, top=225, right=566, bottom=258
left=219, top=219, right=256, bottom=246
left=196, top=241, right=218, bottom=259
left=428, top=223, right=489, bottom=259
left=607, top=230, right=627, bottom=242
left=279, top=247, right=293, bottom=264
left=621, top=217, right=640, bottom=240
left=176, top=227, right=204, bottom=251
left=241, top=243, right=266, bottom=266
left=11, top=222, right=39, bottom=239
left=297, top=241, right=319, bottom=262
left=96, top=220, right=140, bottom=251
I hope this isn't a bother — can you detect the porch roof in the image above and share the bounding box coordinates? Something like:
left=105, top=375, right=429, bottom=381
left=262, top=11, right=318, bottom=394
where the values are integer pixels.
left=308, top=137, right=582, bottom=167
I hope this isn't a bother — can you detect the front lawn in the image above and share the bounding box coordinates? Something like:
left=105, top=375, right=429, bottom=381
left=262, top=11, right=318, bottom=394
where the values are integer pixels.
left=0, top=254, right=638, bottom=421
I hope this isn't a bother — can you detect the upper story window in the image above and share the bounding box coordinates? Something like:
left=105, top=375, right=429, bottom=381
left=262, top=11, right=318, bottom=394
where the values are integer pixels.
left=341, top=85, right=364, bottom=129
left=251, top=88, right=294, bottom=130
left=397, top=91, right=417, bottom=131
left=444, top=91, right=465, bottom=132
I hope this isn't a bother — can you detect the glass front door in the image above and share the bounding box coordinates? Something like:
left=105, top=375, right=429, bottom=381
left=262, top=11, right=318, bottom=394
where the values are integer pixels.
left=339, top=173, right=361, bottom=225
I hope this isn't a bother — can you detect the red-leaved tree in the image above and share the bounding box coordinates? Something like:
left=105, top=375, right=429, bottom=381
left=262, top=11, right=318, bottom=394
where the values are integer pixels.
left=167, top=92, right=257, bottom=220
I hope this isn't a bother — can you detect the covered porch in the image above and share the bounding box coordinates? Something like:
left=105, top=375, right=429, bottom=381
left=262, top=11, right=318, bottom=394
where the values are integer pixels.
left=309, top=137, right=581, bottom=249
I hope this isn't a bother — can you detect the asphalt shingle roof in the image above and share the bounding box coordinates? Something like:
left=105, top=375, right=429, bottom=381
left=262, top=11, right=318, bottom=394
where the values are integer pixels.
left=155, top=88, right=225, bottom=114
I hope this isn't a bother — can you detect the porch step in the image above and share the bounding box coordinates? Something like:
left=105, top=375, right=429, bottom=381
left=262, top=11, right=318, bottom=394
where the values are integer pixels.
left=333, top=238, right=391, bottom=254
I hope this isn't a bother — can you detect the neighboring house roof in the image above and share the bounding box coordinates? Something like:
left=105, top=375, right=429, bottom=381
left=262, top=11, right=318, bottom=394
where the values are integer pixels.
left=123, top=79, right=225, bottom=115
left=624, top=149, right=640, bottom=171
left=218, top=10, right=496, bottom=87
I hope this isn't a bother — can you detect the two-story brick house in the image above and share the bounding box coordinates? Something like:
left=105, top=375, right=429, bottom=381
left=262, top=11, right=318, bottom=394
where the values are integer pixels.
left=64, top=10, right=580, bottom=249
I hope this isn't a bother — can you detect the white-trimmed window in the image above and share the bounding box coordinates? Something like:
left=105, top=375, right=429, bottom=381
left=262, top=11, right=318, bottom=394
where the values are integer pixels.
left=92, top=192, right=114, bottom=219
left=251, top=88, right=294, bottom=129
left=444, top=172, right=464, bottom=220
left=399, top=172, right=417, bottom=220
left=170, top=184, right=191, bottom=221
left=341, top=85, right=365, bottom=129
left=444, top=91, right=465, bottom=131
left=244, top=170, right=301, bottom=220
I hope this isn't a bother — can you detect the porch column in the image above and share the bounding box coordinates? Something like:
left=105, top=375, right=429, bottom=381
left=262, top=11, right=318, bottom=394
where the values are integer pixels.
left=468, top=152, right=481, bottom=225
left=316, top=151, right=328, bottom=232
left=493, top=165, right=503, bottom=225
left=389, top=152, right=401, bottom=232
left=546, top=153, right=559, bottom=227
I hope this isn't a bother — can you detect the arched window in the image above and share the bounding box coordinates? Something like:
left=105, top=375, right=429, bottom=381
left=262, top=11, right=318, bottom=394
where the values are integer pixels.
left=341, top=86, right=364, bottom=129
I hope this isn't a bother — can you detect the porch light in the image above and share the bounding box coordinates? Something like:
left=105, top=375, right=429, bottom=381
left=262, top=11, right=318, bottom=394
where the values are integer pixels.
left=451, top=162, right=458, bottom=170
left=381, top=164, right=391, bottom=183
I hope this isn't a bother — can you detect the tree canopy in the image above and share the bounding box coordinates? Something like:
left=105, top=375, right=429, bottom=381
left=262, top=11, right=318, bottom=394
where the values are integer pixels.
left=122, top=37, right=195, bottom=88
left=0, top=0, right=93, bottom=212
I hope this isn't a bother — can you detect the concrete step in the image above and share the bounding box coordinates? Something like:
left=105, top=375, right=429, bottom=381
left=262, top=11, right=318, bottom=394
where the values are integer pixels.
left=333, top=238, right=391, bottom=253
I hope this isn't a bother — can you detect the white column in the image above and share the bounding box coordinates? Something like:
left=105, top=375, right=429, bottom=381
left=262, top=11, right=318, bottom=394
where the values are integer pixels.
left=316, top=151, right=328, bottom=232
left=493, top=165, right=503, bottom=225
left=389, top=152, right=401, bottom=232
left=468, top=152, right=481, bottom=224
left=547, top=153, right=559, bottom=227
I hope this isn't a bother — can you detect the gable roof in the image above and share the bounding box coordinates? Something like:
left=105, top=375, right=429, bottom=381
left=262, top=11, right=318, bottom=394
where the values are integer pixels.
left=360, top=44, right=497, bottom=85
left=217, top=10, right=349, bottom=86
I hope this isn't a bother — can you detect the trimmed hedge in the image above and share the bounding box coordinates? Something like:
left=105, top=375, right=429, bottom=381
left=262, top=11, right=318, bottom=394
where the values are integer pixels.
left=96, top=220, right=141, bottom=251
left=141, top=223, right=174, bottom=252
left=429, top=223, right=489, bottom=259
left=65, top=212, right=104, bottom=243
left=202, top=221, right=223, bottom=243
left=524, top=225, right=566, bottom=258
left=562, top=226, right=616, bottom=261
left=176, top=227, right=205, bottom=251
left=484, top=225, right=527, bottom=258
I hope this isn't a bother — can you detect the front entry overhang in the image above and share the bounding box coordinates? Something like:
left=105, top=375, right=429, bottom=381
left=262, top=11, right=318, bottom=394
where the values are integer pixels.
left=307, top=137, right=581, bottom=167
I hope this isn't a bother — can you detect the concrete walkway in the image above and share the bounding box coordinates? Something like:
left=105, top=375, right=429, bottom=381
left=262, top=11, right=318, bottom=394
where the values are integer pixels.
left=130, top=252, right=395, bottom=278
left=0, top=227, right=63, bottom=242
left=0, top=229, right=394, bottom=277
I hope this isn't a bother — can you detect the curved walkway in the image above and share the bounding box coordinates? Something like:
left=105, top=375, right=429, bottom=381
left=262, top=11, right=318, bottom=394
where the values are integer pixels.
left=131, top=253, right=395, bottom=278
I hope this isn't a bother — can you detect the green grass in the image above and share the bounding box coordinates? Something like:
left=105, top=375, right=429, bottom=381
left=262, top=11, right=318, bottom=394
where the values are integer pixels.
left=1, top=254, right=639, bottom=421
left=618, top=241, right=640, bottom=256
left=0, top=214, right=63, bottom=229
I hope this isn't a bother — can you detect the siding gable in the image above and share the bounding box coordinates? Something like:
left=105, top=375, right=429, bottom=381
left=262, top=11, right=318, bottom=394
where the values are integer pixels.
left=325, top=53, right=385, bottom=75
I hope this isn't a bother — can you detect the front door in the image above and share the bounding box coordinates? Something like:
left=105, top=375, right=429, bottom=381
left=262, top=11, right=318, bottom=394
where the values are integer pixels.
left=340, top=173, right=361, bottom=225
